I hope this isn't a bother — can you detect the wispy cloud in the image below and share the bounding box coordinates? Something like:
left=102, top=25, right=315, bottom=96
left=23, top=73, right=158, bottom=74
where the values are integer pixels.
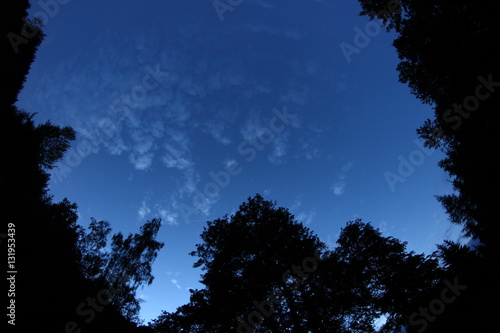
left=171, top=279, right=181, bottom=289
left=138, top=293, right=150, bottom=300
left=224, top=159, right=238, bottom=169
left=290, top=198, right=315, bottom=226
left=24, top=13, right=333, bottom=220
left=203, top=111, right=235, bottom=146
left=158, top=208, right=179, bottom=226
left=296, top=211, right=316, bottom=225
left=331, top=161, right=354, bottom=196
left=204, top=121, right=231, bottom=145
left=138, top=195, right=180, bottom=226
left=138, top=199, right=152, bottom=219
left=240, top=109, right=296, bottom=165
left=166, top=271, right=182, bottom=289
left=268, top=132, right=288, bottom=165
left=378, top=220, right=388, bottom=234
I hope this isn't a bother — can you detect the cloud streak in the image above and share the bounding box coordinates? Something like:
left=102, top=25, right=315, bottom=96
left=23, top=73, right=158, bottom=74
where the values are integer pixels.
left=331, top=161, right=354, bottom=196
left=21, top=9, right=342, bottom=222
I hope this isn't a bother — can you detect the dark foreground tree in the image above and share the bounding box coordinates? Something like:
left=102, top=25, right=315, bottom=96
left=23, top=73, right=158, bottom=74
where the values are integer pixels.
left=405, top=240, right=495, bottom=333
left=0, top=106, right=163, bottom=332
left=152, top=195, right=439, bottom=333
left=77, top=217, right=165, bottom=323
left=355, top=1, right=500, bottom=331
left=0, top=0, right=44, bottom=109
left=1, top=95, right=161, bottom=333
left=1, top=1, right=163, bottom=332
left=184, top=194, right=328, bottom=332
left=304, top=220, right=441, bottom=333
left=356, top=0, right=500, bottom=253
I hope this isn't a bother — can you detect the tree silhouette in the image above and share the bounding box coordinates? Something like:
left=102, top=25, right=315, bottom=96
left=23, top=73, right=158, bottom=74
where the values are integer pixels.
left=356, top=0, right=500, bottom=254
left=78, top=217, right=165, bottom=322
left=152, top=196, right=440, bottom=332
left=355, top=1, right=500, bottom=331
left=187, top=194, right=327, bottom=332
left=1, top=0, right=44, bottom=109
left=330, top=220, right=441, bottom=333
left=0, top=109, right=162, bottom=331
left=1, top=1, right=162, bottom=331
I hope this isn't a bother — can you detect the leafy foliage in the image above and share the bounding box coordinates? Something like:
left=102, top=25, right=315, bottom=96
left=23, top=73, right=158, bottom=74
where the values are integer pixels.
left=1, top=2, right=162, bottom=332
left=357, top=0, right=500, bottom=252
left=356, top=1, right=500, bottom=331
left=152, top=196, right=439, bottom=333
left=78, top=218, right=165, bottom=322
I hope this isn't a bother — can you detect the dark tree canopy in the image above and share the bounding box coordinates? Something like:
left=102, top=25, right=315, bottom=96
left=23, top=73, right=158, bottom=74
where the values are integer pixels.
left=188, top=194, right=327, bottom=332
left=356, top=1, right=500, bottom=332
left=1, top=2, right=162, bottom=332
left=0, top=0, right=44, bottom=109
left=152, top=196, right=439, bottom=333
left=4, top=0, right=497, bottom=331
left=78, top=217, right=165, bottom=322
left=357, top=0, right=500, bottom=253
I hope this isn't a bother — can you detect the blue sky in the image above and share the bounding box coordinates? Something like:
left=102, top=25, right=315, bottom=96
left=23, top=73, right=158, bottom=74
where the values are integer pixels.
left=18, top=0, right=464, bottom=324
